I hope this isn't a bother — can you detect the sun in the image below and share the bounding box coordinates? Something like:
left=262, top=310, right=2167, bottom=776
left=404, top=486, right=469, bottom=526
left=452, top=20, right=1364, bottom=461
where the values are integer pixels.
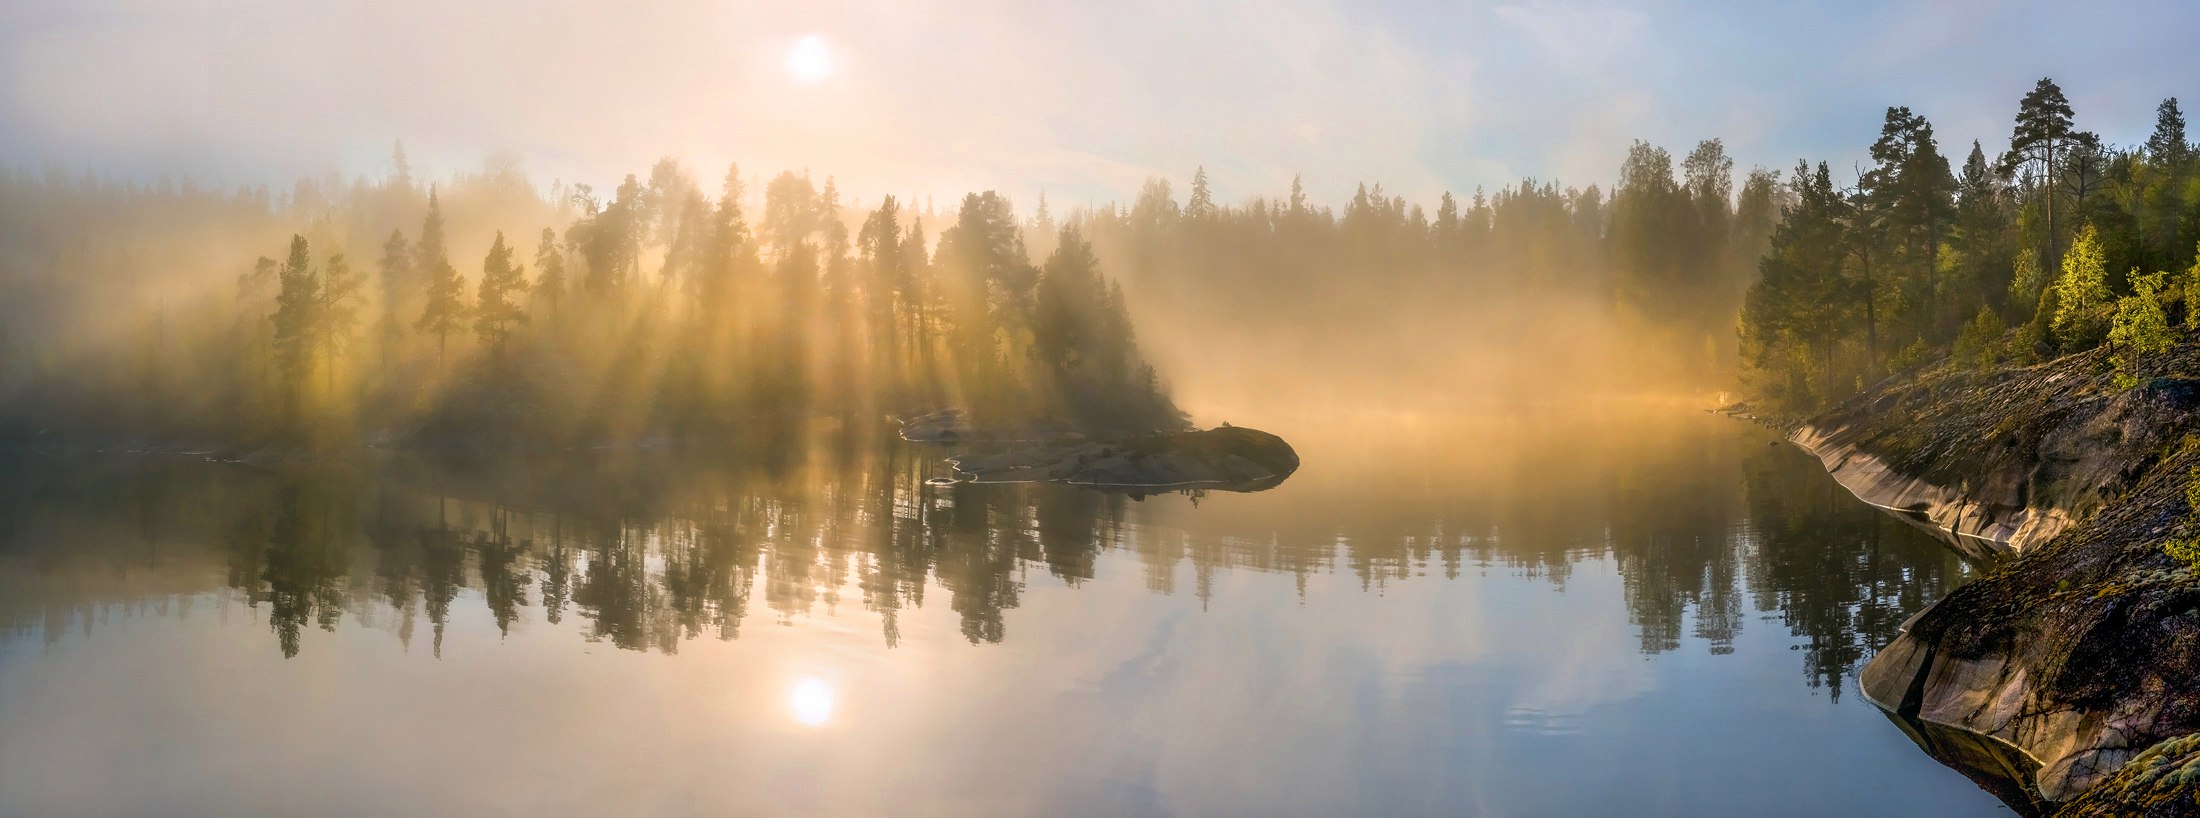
left=789, top=676, right=836, bottom=726
left=786, top=35, right=832, bottom=83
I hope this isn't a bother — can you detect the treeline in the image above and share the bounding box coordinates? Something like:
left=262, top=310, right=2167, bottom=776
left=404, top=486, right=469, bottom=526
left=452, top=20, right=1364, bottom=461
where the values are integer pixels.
left=1743, top=79, right=2200, bottom=409
left=1057, top=148, right=1784, bottom=404
left=603, top=139, right=1786, bottom=411
left=2, top=413, right=1959, bottom=684
left=0, top=157, right=1178, bottom=447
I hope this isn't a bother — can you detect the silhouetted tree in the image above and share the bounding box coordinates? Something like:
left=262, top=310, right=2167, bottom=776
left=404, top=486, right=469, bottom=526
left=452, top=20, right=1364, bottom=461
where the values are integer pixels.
left=474, top=230, right=528, bottom=358
left=414, top=191, right=467, bottom=363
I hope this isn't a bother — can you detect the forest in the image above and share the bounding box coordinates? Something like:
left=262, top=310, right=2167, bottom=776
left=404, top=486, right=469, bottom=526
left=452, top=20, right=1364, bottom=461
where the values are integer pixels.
left=1743, top=80, right=2199, bottom=409
left=0, top=159, right=1178, bottom=450
left=0, top=76, right=2190, bottom=446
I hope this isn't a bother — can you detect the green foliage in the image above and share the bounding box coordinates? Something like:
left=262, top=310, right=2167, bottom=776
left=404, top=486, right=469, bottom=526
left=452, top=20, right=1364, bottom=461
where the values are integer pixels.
left=1886, top=337, right=1933, bottom=374
left=1952, top=305, right=2004, bottom=370
left=2107, top=269, right=2174, bottom=389
left=1741, top=162, right=1854, bottom=408
left=2010, top=247, right=2046, bottom=315
left=2184, top=243, right=2200, bottom=330
left=2147, top=97, right=2190, bottom=167
left=2052, top=223, right=2112, bottom=348
left=2167, top=466, right=2200, bottom=573
left=269, top=235, right=321, bottom=396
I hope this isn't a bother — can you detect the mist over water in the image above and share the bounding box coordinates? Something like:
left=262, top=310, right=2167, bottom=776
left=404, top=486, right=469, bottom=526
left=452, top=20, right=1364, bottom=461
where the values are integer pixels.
left=18, top=3, right=2196, bottom=812
left=0, top=409, right=2003, bottom=816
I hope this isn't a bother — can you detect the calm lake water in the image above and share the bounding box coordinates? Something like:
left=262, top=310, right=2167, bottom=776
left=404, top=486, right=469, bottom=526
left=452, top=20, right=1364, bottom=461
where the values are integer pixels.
left=0, top=409, right=2011, bottom=817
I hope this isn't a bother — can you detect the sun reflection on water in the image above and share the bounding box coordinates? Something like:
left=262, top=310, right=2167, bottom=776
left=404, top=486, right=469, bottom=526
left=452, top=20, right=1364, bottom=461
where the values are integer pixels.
left=790, top=676, right=836, bottom=726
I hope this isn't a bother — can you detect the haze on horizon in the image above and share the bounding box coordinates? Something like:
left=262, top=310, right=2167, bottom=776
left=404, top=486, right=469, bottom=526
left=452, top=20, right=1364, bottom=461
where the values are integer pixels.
left=4, top=0, right=2195, bottom=207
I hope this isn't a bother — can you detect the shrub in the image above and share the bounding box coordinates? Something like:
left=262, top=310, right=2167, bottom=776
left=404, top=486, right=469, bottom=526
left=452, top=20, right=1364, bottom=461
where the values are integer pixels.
left=1953, top=306, right=2004, bottom=371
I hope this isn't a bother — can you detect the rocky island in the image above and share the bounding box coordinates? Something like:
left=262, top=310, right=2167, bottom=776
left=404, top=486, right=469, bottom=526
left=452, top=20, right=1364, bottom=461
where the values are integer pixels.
left=900, top=410, right=1299, bottom=495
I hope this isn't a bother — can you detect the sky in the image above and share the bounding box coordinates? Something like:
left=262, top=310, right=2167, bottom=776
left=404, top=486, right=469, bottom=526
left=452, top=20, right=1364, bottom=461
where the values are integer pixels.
left=2, top=0, right=2196, bottom=211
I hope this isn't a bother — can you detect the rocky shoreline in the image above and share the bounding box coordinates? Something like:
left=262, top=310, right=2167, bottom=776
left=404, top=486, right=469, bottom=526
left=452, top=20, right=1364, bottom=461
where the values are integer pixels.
left=1751, top=343, right=2200, bottom=816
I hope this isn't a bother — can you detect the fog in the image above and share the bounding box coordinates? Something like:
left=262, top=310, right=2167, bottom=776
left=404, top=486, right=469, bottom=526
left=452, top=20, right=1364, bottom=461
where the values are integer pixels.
left=0, top=131, right=1789, bottom=454
left=6, top=1, right=2198, bottom=437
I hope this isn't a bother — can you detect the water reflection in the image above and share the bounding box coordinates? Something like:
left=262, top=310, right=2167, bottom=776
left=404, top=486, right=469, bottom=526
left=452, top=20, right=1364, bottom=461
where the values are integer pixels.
left=1, top=412, right=2014, bottom=816
left=0, top=411, right=1973, bottom=696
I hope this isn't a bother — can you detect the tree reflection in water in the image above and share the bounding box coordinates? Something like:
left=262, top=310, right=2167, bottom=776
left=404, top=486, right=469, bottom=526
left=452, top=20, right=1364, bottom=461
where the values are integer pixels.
left=0, top=414, right=1976, bottom=694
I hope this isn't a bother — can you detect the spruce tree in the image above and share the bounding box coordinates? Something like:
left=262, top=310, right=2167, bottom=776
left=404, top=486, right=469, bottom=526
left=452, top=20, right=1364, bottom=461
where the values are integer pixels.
left=415, top=190, right=468, bottom=363
left=319, top=250, right=363, bottom=395
left=1186, top=166, right=1215, bottom=221
left=377, top=229, right=410, bottom=368
left=534, top=228, right=565, bottom=324
left=2147, top=98, right=2190, bottom=166
left=269, top=235, right=321, bottom=415
left=474, top=231, right=529, bottom=357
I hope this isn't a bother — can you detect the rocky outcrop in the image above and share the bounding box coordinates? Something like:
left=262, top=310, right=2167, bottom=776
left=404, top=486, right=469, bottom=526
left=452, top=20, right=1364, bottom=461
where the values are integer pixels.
left=2057, top=734, right=2200, bottom=817
left=1787, top=346, right=2200, bottom=814
left=938, top=426, right=1299, bottom=494
left=1790, top=424, right=2074, bottom=560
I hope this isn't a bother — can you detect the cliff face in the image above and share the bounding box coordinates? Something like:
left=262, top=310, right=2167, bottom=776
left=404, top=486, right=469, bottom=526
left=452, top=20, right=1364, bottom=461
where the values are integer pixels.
left=1789, top=346, right=2200, bottom=812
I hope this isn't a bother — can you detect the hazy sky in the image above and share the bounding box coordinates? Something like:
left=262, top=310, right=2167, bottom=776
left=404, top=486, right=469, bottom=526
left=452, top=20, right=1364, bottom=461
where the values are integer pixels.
left=2, top=0, right=2195, bottom=209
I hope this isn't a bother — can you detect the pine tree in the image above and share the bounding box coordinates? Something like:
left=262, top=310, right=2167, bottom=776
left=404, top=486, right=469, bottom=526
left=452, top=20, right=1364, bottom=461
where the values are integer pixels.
left=269, top=235, right=321, bottom=415
left=474, top=231, right=529, bottom=356
left=1186, top=166, right=1215, bottom=220
left=319, top=250, right=364, bottom=395
left=414, top=190, right=468, bottom=363
left=376, top=228, right=410, bottom=368
left=1033, top=224, right=1103, bottom=374
left=1863, top=107, right=1958, bottom=338
left=859, top=195, right=906, bottom=363
left=1742, top=162, right=1855, bottom=405
left=2003, top=78, right=2077, bottom=274
left=1433, top=192, right=1462, bottom=256
left=2147, top=98, right=2190, bottom=166
left=534, top=228, right=565, bottom=324
left=900, top=216, right=931, bottom=361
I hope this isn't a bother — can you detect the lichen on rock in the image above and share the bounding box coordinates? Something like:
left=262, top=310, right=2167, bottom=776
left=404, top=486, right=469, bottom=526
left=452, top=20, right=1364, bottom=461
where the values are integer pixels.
left=1778, top=343, right=2200, bottom=814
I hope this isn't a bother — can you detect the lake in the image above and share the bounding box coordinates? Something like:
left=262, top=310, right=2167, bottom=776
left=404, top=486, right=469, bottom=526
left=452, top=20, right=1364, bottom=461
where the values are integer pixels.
left=0, top=408, right=2012, bottom=816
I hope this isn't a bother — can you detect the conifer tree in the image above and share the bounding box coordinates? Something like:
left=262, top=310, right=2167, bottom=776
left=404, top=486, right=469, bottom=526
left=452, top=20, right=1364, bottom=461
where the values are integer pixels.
left=270, top=235, right=321, bottom=414
left=2003, top=78, right=2077, bottom=272
left=474, top=231, right=529, bottom=357
left=376, top=229, right=410, bottom=368
left=415, top=190, right=468, bottom=363
left=1741, top=162, right=1854, bottom=404
left=534, top=228, right=565, bottom=324
left=319, top=250, right=364, bottom=395
left=1186, top=166, right=1215, bottom=221
left=2147, top=98, right=2190, bottom=166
